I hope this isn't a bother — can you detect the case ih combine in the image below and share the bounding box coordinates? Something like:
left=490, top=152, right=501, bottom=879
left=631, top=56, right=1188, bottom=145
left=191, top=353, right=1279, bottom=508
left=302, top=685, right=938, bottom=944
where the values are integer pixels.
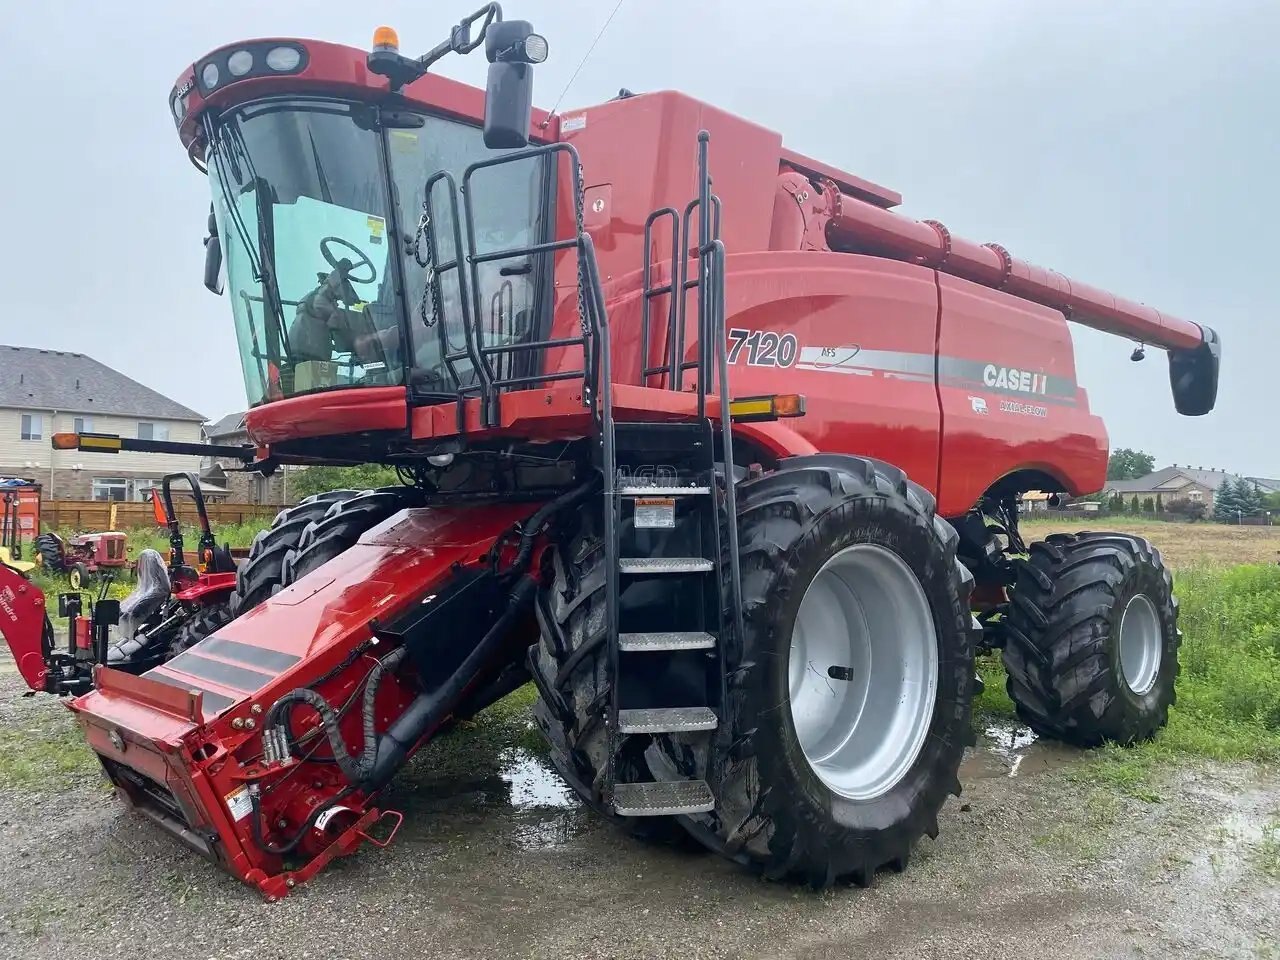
left=0, top=4, right=1220, bottom=898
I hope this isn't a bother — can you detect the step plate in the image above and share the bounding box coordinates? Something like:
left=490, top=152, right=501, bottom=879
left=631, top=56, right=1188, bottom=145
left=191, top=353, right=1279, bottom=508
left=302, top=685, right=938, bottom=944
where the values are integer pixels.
left=613, top=780, right=715, bottom=817
left=618, top=706, right=718, bottom=733
left=619, top=485, right=711, bottom=496
left=619, top=557, right=714, bottom=574
left=619, top=631, right=716, bottom=652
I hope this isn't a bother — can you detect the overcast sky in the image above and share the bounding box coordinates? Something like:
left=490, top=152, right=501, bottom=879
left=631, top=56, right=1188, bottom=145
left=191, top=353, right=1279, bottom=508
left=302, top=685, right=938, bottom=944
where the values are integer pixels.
left=0, top=1, right=1275, bottom=474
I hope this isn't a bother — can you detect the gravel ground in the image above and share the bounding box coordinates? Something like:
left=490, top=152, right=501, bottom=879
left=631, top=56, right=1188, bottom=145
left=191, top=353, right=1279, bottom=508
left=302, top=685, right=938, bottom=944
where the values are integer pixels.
left=0, top=651, right=1276, bottom=960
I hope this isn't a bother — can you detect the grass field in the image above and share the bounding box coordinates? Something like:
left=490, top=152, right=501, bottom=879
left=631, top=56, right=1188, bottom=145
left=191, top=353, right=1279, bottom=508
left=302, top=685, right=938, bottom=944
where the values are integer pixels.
left=1023, top=515, right=1280, bottom=568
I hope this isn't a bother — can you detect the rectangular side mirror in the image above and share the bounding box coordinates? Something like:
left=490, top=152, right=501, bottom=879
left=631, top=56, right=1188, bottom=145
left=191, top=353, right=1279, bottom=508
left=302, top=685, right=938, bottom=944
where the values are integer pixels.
left=1168, top=325, right=1220, bottom=416
left=204, top=234, right=224, bottom=295
left=484, top=61, right=534, bottom=149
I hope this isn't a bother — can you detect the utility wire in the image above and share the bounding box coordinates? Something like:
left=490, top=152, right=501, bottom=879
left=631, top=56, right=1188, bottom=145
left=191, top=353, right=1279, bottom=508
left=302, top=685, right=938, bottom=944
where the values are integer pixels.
left=541, top=0, right=627, bottom=125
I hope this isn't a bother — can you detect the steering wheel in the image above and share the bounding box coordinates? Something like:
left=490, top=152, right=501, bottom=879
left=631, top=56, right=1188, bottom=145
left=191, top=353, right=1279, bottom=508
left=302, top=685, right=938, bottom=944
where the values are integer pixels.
left=320, top=236, right=377, bottom=285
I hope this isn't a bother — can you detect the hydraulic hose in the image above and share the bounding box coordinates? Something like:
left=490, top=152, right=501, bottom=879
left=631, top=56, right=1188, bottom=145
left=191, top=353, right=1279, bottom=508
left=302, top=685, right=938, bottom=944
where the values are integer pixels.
left=507, top=479, right=595, bottom=576
left=364, top=575, right=538, bottom=791
left=264, top=687, right=367, bottom=785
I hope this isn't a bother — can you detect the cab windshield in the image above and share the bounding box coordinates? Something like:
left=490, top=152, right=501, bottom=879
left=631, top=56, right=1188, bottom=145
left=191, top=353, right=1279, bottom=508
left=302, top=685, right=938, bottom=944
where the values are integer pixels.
left=207, top=96, right=547, bottom=407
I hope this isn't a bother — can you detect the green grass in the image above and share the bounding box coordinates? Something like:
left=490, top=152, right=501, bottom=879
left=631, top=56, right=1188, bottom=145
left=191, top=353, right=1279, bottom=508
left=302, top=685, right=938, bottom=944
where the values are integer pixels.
left=0, top=724, right=101, bottom=789
left=975, top=563, right=1280, bottom=766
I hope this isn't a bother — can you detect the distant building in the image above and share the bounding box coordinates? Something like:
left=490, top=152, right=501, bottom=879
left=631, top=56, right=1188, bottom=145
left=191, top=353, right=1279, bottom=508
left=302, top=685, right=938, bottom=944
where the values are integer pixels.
left=1100, top=465, right=1280, bottom=507
left=201, top=411, right=294, bottom=506
left=0, top=345, right=205, bottom=501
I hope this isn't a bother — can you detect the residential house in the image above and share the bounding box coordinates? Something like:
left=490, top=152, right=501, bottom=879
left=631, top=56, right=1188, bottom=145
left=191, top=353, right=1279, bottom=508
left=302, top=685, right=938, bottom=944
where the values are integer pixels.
left=1, top=345, right=205, bottom=501
left=202, top=411, right=294, bottom=505
left=1100, top=465, right=1279, bottom=508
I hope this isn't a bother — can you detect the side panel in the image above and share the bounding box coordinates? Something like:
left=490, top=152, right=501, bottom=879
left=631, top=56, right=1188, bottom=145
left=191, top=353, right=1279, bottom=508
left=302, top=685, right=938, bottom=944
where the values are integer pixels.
left=935, top=274, right=1108, bottom=515
left=685, top=252, right=943, bottom=486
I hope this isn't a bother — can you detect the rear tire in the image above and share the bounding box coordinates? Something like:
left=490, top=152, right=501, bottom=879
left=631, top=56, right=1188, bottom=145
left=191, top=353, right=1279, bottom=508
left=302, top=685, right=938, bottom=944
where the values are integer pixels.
left=34, top=534, right=65, bottom=573
left=1002, top=532, right=1179, bottom=746
left=231, top=490, right=361, bottom=616
left=655, top=455, right=976, bottom=886
left=167, top=602, right=233, bottom=657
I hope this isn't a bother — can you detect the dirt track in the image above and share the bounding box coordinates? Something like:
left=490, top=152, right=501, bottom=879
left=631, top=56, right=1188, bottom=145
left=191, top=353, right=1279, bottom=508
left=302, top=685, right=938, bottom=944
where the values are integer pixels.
left=0, top=651, right=1276, bottom=960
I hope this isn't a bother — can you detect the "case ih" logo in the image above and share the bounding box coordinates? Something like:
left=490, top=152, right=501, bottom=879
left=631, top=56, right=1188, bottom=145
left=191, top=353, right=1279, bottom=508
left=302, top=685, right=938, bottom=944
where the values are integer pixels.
left=983, top=364, right=1049, bottom=395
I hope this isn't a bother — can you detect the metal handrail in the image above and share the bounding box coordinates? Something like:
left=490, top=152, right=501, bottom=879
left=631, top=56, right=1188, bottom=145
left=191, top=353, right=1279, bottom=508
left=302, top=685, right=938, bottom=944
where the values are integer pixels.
left=460, top=142, right=598, bottom=426
left=640, top=207, right=680, bottom=383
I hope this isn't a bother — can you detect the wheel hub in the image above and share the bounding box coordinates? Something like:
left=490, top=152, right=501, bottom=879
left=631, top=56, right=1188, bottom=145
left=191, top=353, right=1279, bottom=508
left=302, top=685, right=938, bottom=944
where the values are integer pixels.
left=787, top=544, right=939, bottom=801
left=1118, top=593, right=1162, bottom=696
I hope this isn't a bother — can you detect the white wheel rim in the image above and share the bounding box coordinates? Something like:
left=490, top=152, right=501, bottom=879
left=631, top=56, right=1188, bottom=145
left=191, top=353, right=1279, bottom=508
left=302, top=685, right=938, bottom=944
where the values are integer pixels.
left=787, top=544, right=939, bottom=801
left=1118, top=593, right=1162, bottom=696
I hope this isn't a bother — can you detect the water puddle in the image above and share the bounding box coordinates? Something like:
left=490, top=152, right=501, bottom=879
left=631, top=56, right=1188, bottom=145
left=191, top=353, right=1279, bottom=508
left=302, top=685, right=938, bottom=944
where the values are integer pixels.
left=1185, top=787, right=1270, bottom=887
left=961, top=720, right=1077, bottom=780
left=498, top=748, right=577, bottom=811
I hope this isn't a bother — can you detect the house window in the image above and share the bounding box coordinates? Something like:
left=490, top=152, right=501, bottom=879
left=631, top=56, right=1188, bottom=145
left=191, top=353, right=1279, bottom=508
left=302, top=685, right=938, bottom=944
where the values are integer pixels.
left=92, top=477, right=129, bottom=502
left=1189, top=490, right=1203, bottom=502
left=73, top=416, right=92, bottom=434
left=138, top=422, right=170, bottom=442
left=20, top=413, right=42, bottom=441
left=132, top=479, right=160, bottom=502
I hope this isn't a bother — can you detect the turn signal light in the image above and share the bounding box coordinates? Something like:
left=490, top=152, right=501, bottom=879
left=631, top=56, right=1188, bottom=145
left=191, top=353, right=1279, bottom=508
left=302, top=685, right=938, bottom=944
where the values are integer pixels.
left=727, top=394, right=806, bottom=422
left=52, top=432, right=123, bottom=452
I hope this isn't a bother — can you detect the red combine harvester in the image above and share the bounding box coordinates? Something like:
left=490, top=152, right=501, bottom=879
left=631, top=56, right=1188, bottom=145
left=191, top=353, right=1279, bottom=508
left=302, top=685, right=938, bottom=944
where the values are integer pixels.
left=0, top=4, right=1219, bottom=897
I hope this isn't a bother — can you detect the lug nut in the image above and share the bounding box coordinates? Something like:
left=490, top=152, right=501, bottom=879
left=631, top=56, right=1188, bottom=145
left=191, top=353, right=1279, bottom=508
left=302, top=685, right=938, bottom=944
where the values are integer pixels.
left=231, top=718, right=245, bottom=730
left=251, top=703, right=263, bottom=715
left=244, top=718, right=257, bottom=730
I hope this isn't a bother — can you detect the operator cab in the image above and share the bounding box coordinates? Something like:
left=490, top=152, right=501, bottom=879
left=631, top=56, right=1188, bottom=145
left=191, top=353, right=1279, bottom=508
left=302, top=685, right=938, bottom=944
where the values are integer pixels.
left=187, top=9, right=551, bottom=409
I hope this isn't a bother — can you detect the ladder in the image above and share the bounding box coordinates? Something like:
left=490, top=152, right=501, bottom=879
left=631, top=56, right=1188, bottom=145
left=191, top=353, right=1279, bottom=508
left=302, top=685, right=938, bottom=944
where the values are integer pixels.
left=603, top=132, right=745, bottom=817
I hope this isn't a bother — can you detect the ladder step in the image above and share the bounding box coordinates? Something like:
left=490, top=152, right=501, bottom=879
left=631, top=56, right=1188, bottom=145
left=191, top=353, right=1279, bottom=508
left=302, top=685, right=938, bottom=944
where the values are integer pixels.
left=618, top=707, right=718, bottom=734
left=619, top=631, right=716, bottom=652
left=613, top=779, right=715, bottom=817
left=619, top=557, right=713, bottom=575
left=619, top=484, right=711, bottom=496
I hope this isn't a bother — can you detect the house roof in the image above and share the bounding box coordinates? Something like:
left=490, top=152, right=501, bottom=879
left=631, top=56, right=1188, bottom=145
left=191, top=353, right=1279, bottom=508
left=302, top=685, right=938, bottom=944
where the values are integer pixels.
left=1247, top=476, right=1280, bottom=493
left=203, top=411, right=247, bottom=440
left=0, top=345, right=203, bottom=422
left=1103, top=465, right=1256, bottom=496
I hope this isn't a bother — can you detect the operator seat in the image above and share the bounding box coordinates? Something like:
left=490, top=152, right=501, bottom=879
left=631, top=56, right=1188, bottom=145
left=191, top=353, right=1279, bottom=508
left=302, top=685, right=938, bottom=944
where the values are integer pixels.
left=109, top=549, right=172, bottom=668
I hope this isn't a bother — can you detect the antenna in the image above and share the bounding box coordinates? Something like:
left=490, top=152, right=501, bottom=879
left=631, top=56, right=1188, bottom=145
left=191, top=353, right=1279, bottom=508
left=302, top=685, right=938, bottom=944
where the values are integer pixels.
left=541, top=0, right=627, bottom=125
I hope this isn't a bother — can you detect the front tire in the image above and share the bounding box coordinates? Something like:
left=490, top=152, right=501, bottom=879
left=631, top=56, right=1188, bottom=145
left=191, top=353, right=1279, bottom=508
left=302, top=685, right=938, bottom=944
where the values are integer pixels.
left=69, top=562, right=89, bottom=591
left=1002, top=532, right=1179, bottom=746
left=231, top=490, right=361, bottom=616
left=528, top=521, right=693, bottom=844
left=661, top=455, right=976, bottom=886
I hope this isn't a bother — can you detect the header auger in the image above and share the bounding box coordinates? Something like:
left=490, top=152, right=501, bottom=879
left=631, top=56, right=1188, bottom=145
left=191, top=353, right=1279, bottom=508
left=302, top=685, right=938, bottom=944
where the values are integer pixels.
left=2, top=3, right=1217, bottom=897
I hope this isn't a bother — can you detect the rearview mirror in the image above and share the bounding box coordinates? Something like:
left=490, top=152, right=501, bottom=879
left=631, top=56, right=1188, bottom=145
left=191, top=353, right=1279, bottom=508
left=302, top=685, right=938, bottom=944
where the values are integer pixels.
left=483, top=20, right=545, bottom=149
left=484, top=63, right=534, bottom=148
left=203, top=234, right=224, bottom=294
left=1168, top=325, right=1220, bottom=416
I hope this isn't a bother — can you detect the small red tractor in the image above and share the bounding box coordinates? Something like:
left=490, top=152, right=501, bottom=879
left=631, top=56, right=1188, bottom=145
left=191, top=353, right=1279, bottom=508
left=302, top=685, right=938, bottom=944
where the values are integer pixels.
left=0, top=5, right=1220, bottom=898
left=34, top=530, right=129, bottom=590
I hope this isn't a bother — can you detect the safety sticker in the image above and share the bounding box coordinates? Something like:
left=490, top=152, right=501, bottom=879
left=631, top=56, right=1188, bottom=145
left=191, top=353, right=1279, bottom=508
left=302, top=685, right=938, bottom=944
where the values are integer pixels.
left=367, top=215, right=386, bottom=245
left=561, top=114, right=587, bottom=132
left=225, top=785, right=253, bottom=823
left=634, top=497, right=676, bottom=529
